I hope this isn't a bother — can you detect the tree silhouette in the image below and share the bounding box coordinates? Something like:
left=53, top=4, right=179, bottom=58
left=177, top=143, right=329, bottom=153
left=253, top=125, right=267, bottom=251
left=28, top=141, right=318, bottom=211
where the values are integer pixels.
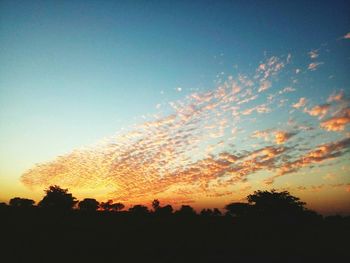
left=176, top=205, right=196, bottom=216
left=38, top=185, right=77, bottom=210
left=157, top=204, right=173, bottom=216
left=200, top=208, right=222, bottom=217
left=224, top=202, right=251, bottom=217
left=100, top=200, right=114, bottom=211
left=78, top=198, right=99, bottom=212
left=111, top=202, right=125, bottom=212
left=9, top=197, right=35, bottom=208
left=152, top=199, right=160, bottom=211
left=247, top=189, right=306, bottom=217
left=100, top=200, right=124, bottom=212
left=129, top=204, right=149, bottom=215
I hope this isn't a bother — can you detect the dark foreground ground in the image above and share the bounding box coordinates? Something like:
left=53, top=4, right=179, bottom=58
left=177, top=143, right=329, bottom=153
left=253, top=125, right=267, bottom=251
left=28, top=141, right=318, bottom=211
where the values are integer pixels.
left=1, top=208, right=349, bottom=263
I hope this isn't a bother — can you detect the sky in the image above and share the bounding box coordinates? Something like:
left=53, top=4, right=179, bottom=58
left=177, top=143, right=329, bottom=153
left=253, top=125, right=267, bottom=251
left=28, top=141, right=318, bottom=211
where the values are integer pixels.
left=1, top=0, right=350, bottom=214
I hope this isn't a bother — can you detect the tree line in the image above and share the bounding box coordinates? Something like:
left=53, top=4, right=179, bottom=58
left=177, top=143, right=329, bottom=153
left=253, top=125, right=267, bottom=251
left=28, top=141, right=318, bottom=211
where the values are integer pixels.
left=0, top=185, right=326, bottom=221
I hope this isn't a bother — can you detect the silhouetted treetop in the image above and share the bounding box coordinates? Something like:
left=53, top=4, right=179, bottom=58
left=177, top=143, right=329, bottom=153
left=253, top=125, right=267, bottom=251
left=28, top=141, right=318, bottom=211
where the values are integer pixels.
left=129, top=205, right=149, bottom=215
left=78, top=198, right=99, bottom=212
left=247, top=189, right=306, bottom=216
left=9, top=197, right=35, bottom=208
left=111, top=202, right=125, bottom=212
left=38, top=185, right=77, bottom=210
left=100, top=200, right=125, bottom=211
left=152, top=199, right=160, bottom=211
left=100, top=200, right=114, bottom=211
left=225, top=202, right=251, bottom=217
left=176, top=205, right=196, bottom=216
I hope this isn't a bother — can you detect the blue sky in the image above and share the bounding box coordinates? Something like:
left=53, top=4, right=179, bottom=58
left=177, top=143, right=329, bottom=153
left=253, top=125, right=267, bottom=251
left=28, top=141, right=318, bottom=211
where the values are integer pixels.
left=1, top=0, right=350, bottom=213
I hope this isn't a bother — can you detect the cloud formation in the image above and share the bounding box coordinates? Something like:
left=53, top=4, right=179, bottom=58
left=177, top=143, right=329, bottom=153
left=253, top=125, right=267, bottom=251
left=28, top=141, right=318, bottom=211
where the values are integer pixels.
left=20, top=53, right=350, bottom=206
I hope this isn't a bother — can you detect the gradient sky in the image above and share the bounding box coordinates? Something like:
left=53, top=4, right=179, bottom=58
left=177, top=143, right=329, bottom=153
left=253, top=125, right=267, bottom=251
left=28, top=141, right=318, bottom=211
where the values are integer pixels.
left=1, top=0, right=350, bottom=214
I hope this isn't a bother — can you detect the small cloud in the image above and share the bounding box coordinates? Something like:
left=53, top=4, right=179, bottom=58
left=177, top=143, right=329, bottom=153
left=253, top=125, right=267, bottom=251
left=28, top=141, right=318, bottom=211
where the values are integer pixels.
left=308, top=50, right=319, bottom=59
left=323, top=173, right=336, bottom=181
left=320, top=107, right=350, bottom=131
left=156, top=104, right=161, bottom=109
left=258, top=80, right=271, bottom=92
left=274, top=131, right=296, bottom=144
left=176, top=87, right=182, bottom=92
left=327, top=90, right=344, bottom=102
left=304, top=104, right=330, bottom=119
left=321, top=116, right=350, bottom=131
left=292, top=97, right=307, bottom=109
left=279, top=87, right=296, bottom=94
left=343, top=32, right=350, bottom=39
left=308, top=62, right=324, bottom=71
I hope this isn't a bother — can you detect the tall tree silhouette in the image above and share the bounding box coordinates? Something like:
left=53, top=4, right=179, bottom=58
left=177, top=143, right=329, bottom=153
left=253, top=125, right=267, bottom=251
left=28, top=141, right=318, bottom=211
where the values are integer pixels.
left=9, top=197, right=35, bottom=208
left=78, top=198, right=99, bottom=212
left=38, top=185, right=77, bottom=210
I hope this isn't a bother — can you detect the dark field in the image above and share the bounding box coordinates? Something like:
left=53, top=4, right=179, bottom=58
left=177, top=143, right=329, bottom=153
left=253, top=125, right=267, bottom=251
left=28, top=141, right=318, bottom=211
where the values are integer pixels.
left=1, top=207, right=348, bottom=263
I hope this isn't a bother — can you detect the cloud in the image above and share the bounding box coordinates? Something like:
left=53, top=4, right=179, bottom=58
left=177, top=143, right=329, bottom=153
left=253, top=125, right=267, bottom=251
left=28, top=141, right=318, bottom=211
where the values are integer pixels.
left=251, top=130, right=270, bottom=141
left=258, top=80, right=271, bottom=92
left=327, top=90, right=345, bottom=102
left=320, top=107, right=350, bottom=131
left=278, top=137, right=350, bottom=176
left=308, top=50, right=319, bottom=59
left=305, top=104, right=330, bottom=119
left=19, top=54, right=350, bottom=206
left=274, top=131, right=296, bottom=144
left=292, top=98, right=307, bottom=109
left=308, top=62, right=324, bottom=71
left=343, top=32, right=350, bottom=39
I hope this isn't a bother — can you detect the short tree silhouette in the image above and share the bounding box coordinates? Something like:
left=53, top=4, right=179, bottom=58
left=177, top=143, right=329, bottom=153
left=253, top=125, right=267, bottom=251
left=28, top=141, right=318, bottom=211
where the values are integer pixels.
left=9, top=197, right=35, bottom=208
left=78, top=198, right=99, bottom=212
left=38, top=185, right=77, bottom=210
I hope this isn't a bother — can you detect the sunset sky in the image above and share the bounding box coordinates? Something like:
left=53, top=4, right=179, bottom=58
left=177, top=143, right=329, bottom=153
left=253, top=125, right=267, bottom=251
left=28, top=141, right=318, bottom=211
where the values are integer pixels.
left=1, top=0, right=349, bottom=214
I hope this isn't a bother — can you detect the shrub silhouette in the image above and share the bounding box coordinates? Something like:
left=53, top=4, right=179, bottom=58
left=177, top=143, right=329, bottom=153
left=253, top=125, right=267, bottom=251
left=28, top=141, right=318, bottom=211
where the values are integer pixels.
left=38, top=185, right=77, bottom=210
left=78, top=198, right=99, bottom=212
left=9, top=197, right=35, bottom=208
